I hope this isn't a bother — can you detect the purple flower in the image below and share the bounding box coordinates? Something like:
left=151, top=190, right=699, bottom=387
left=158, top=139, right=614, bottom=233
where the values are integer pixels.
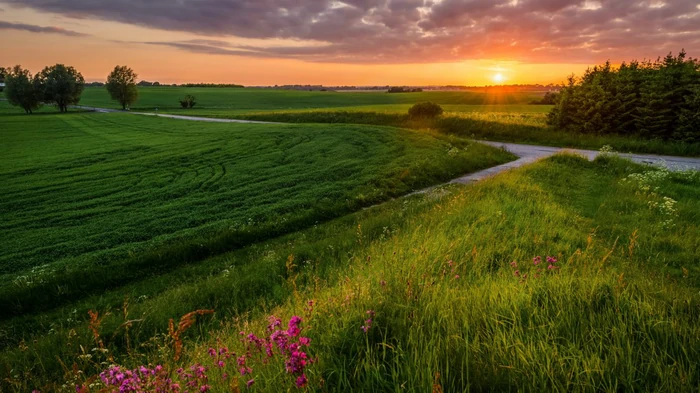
left=299, top=337, right=311, bottom=346
left=247, top=379, right=255, bottom=388
left=514, top=270, right=520, bottom=277
left=380, top=280, right=387, bottom=287
left=361, top=318, right=373, bottom=333
left=547, top=256, right=558, bottom=264
left=548, top=264, right=558, bottom=270
left=510, top=261, right=517, bottom=268
left=295, top=374, right=308, bottom=388
left=288, top=316, right=303, bottom=337
left=533, top=256, right=542, bottom=265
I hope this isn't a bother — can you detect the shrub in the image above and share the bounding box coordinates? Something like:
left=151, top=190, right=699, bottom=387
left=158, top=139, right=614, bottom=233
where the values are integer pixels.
left=179, top=94, right=197, bottom=109
left=408, top=101, right=443, bottom=119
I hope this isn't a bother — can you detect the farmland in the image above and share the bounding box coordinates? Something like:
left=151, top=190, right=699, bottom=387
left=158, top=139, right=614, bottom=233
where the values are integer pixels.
left=80, top=87, right=700, bottom=156
left=79, top=87, right=546, bottom=112
left=2, top=87, right=700, bottom=393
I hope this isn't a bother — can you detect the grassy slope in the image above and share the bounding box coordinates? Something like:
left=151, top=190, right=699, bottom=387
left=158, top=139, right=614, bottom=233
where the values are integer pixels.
left=6, top=154, right=699, bottom=392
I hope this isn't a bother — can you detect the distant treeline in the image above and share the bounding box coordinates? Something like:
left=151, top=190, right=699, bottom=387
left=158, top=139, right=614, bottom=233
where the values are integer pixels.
left=85, top=82, right=245, bottom=88
left=388, top=86, right=423, bottom=93
left=548, top=50, right=700, bottom=142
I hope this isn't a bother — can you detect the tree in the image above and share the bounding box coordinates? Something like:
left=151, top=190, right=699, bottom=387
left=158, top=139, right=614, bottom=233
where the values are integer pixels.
left=4, top=65, right=42, bottom=114
left=36, top=64, right=85, bottom=112
left=106, top=66, right=139, bottom=110
left=0, top=67, right=7, bottom=92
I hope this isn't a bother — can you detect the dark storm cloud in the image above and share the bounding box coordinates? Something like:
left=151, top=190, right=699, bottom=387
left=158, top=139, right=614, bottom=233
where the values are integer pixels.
left=2, top=0, right=700, bottom=63
left=0, top=20, right=89, bottom=36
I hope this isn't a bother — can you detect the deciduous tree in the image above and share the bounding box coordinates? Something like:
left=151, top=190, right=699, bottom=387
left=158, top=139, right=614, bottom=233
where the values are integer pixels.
left=4, top=65, right=42, bottom=114
left=36, top=64, right=85, bottom=112
left=106, top=65, right=139, bottom=110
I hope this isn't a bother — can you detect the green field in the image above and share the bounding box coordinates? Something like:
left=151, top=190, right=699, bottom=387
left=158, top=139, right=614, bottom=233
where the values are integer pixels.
left=79, top=87, right=545, bottom=111
left=3, top=86, right=700, bottom=392
left=5, top=153, right=699, bottom=392
left=77, top=87, right=700, bottom=156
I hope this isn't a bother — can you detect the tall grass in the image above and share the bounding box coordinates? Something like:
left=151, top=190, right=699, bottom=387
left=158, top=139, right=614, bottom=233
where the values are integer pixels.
left=7, top=154, right=699, bottom=392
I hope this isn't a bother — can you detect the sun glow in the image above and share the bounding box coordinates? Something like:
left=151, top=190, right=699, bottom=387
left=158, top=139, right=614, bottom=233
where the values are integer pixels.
left=492, top=73, right=505, bottom=83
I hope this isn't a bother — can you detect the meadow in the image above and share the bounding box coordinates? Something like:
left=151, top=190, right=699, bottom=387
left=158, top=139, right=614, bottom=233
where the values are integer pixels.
left=5, top=153, right=699, bottom=392
left=79, top=87, right=544, bottom=111
left=79, top=87, right=700, bottom=156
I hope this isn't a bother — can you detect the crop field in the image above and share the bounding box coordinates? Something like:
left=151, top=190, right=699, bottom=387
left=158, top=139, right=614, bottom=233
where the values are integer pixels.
left=79, top=87, right=546, bottom=112
left=0, top=100, right=514, bottom=350
left=5, top=152, right=699, bottom=392
left=78, top=87, right=700, bottom=156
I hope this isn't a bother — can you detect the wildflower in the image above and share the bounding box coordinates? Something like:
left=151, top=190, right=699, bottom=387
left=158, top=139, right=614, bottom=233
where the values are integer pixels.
left=454, top=275, right=460, bottom=279
left=247, top=379, right=255, bottom=388
left=208, top=348, right=216, bottom=357
left=361, top=319, right=373, bottom=333
left=299, top=337, right=311, bottom=346
left=366, top=310, right=376, bottom=318
left=509, top=261, right=517, bottom=268
left=533, top=256, right=542, bottom=265
left=295, top=374, right=308, bottom=388
left=287, top=316, right=303, bottom=337
left=200, top=385, right=211, bottom=392
left=546, top=256, right=557, bottom=264
left=548, top=264, right=558, bottom=270
left=513, top=270, right=520, bottom=277
left=380, top=280, right=387, bottom=287
left=267, top=316, right=282, bottom=332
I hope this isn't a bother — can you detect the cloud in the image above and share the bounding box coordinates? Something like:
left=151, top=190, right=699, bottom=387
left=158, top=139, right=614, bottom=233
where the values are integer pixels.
left=3, top=0, right=700, bottom=63
left=0, top=20, right=89, bottom=36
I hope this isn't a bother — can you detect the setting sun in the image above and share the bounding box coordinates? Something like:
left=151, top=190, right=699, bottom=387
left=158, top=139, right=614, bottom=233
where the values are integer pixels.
left=492, top=73, right=505, bottom=83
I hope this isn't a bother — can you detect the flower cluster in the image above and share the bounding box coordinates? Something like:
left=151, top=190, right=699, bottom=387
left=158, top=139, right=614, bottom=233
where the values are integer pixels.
left=241, top=315, right=314, bottom=388
left=511, top=255, right=559, bottom=281
left=90, top=316, right=313, bottom=392
left=361, top=310, right=375, bottom=334
left=99, top=364, right=210, bottom=393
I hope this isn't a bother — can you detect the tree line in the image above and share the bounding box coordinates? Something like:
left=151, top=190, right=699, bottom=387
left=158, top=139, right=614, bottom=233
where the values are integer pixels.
left=1, top=65, right=147, bottom=112
left=2, top=64, right=84, bottom=113
left=547, top=50, right=700, bottom=142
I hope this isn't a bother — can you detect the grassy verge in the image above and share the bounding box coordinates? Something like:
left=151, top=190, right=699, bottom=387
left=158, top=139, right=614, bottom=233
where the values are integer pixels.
left=6, top=154, right=699, bottom=392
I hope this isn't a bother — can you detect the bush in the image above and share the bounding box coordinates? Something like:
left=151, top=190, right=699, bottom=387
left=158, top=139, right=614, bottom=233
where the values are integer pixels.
left=179, top=94, right=197, bottom=108
left=408, top=101, right=443, bottom=119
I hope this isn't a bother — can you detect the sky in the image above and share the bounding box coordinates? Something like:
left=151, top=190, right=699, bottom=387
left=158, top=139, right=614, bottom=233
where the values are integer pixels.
left=1, top=0, right=699, bottom=86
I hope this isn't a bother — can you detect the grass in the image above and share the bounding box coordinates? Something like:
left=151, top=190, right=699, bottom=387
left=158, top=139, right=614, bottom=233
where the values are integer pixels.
left=74, top=87, right=700, bottom=156
left=0, top=101, right=513, bottom=346
left=5, top=154, right=699, bottom=392
left=78, top=87, right=544, bottom=111
left=219, top=111, right=700, bottom=157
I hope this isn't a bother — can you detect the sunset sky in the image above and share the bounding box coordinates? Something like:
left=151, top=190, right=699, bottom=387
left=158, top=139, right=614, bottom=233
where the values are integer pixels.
left=1, top=0, right=699, bottom=86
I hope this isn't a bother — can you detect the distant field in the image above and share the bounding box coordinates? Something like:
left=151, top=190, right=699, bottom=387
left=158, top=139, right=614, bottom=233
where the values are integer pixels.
left=79, top=87, right=546, bottom=111
left=0, top=102, right=514, bottom=319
